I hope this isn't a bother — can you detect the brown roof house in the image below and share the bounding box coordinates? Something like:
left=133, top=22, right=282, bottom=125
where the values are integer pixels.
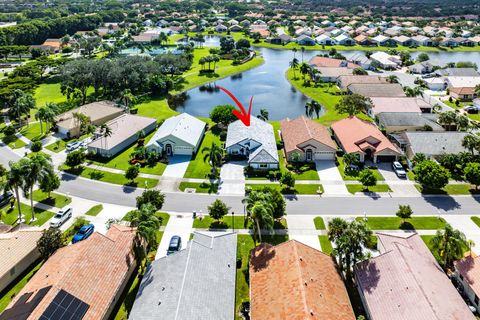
left=331, top=116, right=401, bottom=163
left=0, top=225, right=43, bottom=292
left=280, top=116, right=337, bottom=162
left=337, top=75, right=387, bottom=90
left=1, top=225, right=137, bottom=320
left=455, top=254, right=480, bottom=310
left=249, top=240, right=355, bottom=320
left=54, top=101, right=124, bottom=138
left=355, top=232, right=475, bottom=320
left=367, top=97, right=433, bottom=117
left=30, top=39, right=63, bottom=53
left=347, top=83, right=406, bottom=98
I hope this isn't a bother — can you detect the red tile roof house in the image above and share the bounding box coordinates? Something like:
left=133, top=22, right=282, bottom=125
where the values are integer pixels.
left=355, top=232, right=475, bottom=320
left=455, top=255, right=480, bottom=310
left=1, top=225, right=137, bottom=320
left=249, top=240, right=355, bottom=320
left=331, top=116, right=402, bottom=163
left=280, top=116, right=337, bottom=162
left=450, top=87, right=477, bottom=102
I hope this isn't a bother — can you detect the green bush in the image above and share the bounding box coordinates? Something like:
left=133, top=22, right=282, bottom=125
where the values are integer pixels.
left=3, top=125, right=15, bottom=136
left=30, top=141, right=42, bottom=152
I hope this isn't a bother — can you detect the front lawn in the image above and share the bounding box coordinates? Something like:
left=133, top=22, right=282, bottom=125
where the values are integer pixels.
left=415, top=184, right=480, bottom=195
left=337, top=156, right=384, bottom=181
left=178, top=181, right=219, bottom=193
left=471, top=216, right=480, bottom=229
left=183, top=130, right=221, bottom=178
left=246, top=183, right=323, bottom=194
left=45, top=133, right=91, bottom=153
left=357, top=216, right=447, bottom=230
left=20, top=122, right=47, bottom=142
left=193, top=215, right=249, bottom=229
left=421, top=235, right=441, bottom=262
left=0, top=260, right=43, bottom=313
left=0, top=202, right=55, bottom=226
left=235, top=234, right=288, bottom=320
left=60, top=165, right=158, bottom=188
left=319, top=235, right=333, bottom=254
left=346, top=184, right=391, bottom=194
left=31, top=190, right=72, bottom=208
left=313, top=217, right=326, bottom=230
left=156, top=212, right=170, bottom=227
left=85, top=204, right=103, bottom=216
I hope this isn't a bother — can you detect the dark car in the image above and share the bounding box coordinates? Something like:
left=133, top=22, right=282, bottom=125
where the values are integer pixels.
left=0, top=191, right=13, bottom=208
left=167, top=235, right=182, bottom=255
left=72, top=224, right=94, bottom=244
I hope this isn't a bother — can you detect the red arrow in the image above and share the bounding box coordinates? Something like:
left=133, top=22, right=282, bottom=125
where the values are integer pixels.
left=216, top=86, right=252, bottom=126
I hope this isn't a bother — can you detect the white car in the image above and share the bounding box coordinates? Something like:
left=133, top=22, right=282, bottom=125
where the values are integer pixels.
left=392, top=161, right=407, bottom=178
left=50, top=207, right=73, bottom=227
left=66, top=141, right=81, bottom=152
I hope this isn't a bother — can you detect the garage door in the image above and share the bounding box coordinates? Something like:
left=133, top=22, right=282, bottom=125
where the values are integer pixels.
left=314, top=151, right=335, bottom=160
left=174, top=146, right=194, bottom=155
left=376, top=155, right=396, bottom=162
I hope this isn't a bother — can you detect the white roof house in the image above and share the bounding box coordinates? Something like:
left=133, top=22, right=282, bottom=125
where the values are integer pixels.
left=370, top=51, right=401, bottom=69
left=445, top=76, right=480, bottom=88
left=226, top=116, right=279, bottom=169
left=146, top=113, right=206, bottom=156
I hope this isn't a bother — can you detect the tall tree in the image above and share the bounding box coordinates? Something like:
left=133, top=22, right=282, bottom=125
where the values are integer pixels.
left=289, top=58, right=299, bottom=79
left=430, top=224, right=467, bottom=269
left=202, top=142, right=223, bottom=176
left=335, top=94, right=370, bottom=116
left=305, top=100, right=322, bottom=119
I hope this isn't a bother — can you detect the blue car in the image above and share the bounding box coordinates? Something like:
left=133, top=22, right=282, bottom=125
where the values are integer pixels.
left=72, top=224, right=94, bottom=244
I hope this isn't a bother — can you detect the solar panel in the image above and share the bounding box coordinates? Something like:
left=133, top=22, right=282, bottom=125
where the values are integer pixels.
left=39, top=289, right=89, bottom=320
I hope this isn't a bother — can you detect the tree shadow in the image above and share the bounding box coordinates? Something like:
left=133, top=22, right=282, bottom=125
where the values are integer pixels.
left=88, top=170, right=104, bottom=180
left=250, top=243, right=277, bottom=272
left=399, top=221, right=414, bottom=230
left=209, top=220, right=228, bottom=229
left=423, top=194, right=461, bottom=212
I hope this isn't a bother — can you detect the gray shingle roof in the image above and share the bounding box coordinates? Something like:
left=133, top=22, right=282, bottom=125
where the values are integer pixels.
left=404, top=132, right=472, bottom=156
left=130, top=232, right=237, bottom=320
left=377, top=112, right=444, bottom=131
left=435, top=68, right=480, bottom=77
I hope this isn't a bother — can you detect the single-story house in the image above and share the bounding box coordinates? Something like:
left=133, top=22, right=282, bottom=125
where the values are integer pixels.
left=450, top=87, right=477, bottom=101
left=145, top=113, right=205, bottom=156
left=0, top=225, right=42, bottom=292
left=412, top=35, right=435, bottom=46
left=309, top=56, right=358, bottom=69
left=129, top=232, right=236, bottom=320
left=377, top=112, right=444, bottom=133
left=346, top=53, right=372, bottom=70
left=368, top=97, right=432, bottom=116
left=337, top=75, right=387, bottom=90
left=400, top=131, right=473, bottom=159
left=408, top=61, right=434, bottom=74
left=132, top=32, right=160, bottom=43
left=455, top=255, right=480, bottom=310
left=280, top=116, right=337, bottom=161
left=334, top=34, right=355, bottom=45
left=424, top=77, right=446, bottom=91
left=54, top=101, right=124, bottom=138
left=88, top=114, right=156, bottom=158
left=267, top=33, right=293, bottom=45
left=371, top=35, right=397, bottom=46
left=355, top=232, right=475, bottom=320
left=393, top=35, right=413, bottom=46
left=250, top=240, right=355, bottom=320
left=331, top=116, right=402, bottom=162
left=354, top=34, right=376, bottom=46
left=226, top=116, right=279, bottom=170
left=370, top=51, right=402, bottom=69
left=315, top=67, right=353, bottom=82
left=315, top=34, right=335, bottom=45
left=296, top=35, right=316, bottom=46
left=1, top=225, right=137, bottom=320
left=30, top=38, right=62, bottom=53
left=347, top=83, right=406, bottom=97
left=440, top=38, right=460, bottom=47
left=229, top=24, right=243, bottom=32
left=436, top=68, right=480, bottom=77
left=445, top=76, right=480, bottom=89
left=215, top=24, right=228, bottom=32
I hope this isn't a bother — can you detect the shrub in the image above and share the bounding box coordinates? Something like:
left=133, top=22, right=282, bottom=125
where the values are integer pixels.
left=219, top=130, right=227, bottom=141
left=30, top=141, right=42, bottom=152
left=3, top=125, right=15, bottom=136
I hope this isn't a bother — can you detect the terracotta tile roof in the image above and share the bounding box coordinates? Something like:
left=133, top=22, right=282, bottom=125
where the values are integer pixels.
left=455, top=255, right=480, bottom=298
left=280, top=116, right=337, bottom=154
left=249, top=240, right=355, bottom=320
left=3, top=225, right=136, bottom=320
left=450, top=87, right=476, bottom=95
left=331, top=116, right=401, bottom=155
left=356, top=233, right=475, bottom=320
left=309, top=56, right=359, bottom=69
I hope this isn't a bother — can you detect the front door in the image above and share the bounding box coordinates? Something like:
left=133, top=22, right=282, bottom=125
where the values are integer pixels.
left=166, top=144, right=172, bottom=156
left=306, top=149, right=313, bottom=161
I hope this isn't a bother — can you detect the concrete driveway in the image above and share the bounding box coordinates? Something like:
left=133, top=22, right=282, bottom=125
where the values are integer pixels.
left=315, top=160, right=349, bottom=195
left=376, top=162, right=419, bottom=196
left=218, top=161, right=246, bottom=195
left=155, top=213, right=193, bottom=259
left=163, top=155, right=192, bottom=178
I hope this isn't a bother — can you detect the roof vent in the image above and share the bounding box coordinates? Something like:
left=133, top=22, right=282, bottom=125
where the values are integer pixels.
left=162, top=287, right=165, bottom=291
left=158, top=301, right=162, bottom=306
left=310, top=310, right=314, bottom=316
left=299, top=257, right=303, bottom=261
left=228, top=264, right=231, bottom=268
left=304, top=281, right=308, bottom=286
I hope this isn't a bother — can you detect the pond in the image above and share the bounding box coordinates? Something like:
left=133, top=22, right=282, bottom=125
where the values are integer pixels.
left=171, top=38, right=480, bottom=120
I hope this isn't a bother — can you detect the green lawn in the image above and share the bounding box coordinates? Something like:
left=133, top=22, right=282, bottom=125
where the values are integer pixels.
left=0, top=260, right=43, bottom=313
left=319, top=235, right=333, bottom=255
left=31, top=190, right=72, bottom=208
left=85, top=204, right=103, bottom=216
left=134, top=96, right=177, bottom=122
left=235, top=234, right=289, bottom=320
left=20, top=122, right=47, bottom=142
left=178, top=181, right=219, bottom=193
left=471, top=216, right=480, bottom=228
left=193, top=215, right=250, bottom=229
left=88, top=131, right=167, bottom=175
left=337, top=156, right=384, bottom=181
left=313, top=217, right=326, bottom=230
left=60, top=165, right=158, bottom=188
left=184, top=130, right=221, bottom=178
left=156, top=212, right=170, bottom=226
left=0, top=202, right=55, bottom=226
left=346, top=184, right=391, bottom=194
left=357, top=216, right=447, bottom=230
left=45, top=134, right=91, bottom=153
left=34, top=82, right=68, bottom=107
left=246, top=183, right=323, bottom=194
left=286, top=69, right=371, bottom=126
left=421, top=235, right=442, bottom=262
left=415, top=184, right=480, bottom=195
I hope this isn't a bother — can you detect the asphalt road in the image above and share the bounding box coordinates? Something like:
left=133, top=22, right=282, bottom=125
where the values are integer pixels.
left=2, top=144, right=480, bottom=216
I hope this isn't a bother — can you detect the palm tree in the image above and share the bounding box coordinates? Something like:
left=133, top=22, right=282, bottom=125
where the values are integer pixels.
left=430, top=223, right=468, bottom=270
left=10, top=90, right=35, bottom=125
left=305, top=100, right=322, bottom=119
left=299, top=62, right=310, bottom=82
left=290, top=58, right=299, bottom=79
left=257, top=109, right=269, bottom=121
left=35, top=107, right=48, bottom=135
left=4, top=160, right=26, bottom=223
left=301, top=46, right=305, bottom=62
left=386, top=75, right=399, bottom=83
left=21, top=154, right=53, bottom=222
left=202, top=142, right=223, bottom=176
left=462, top=134, right=480, bottom=155
left=212, top=55, right=220, bottom=70
left=43, top=103, right=59, bottom=131
left=199, top=57, right=206, bottom=70
left=292, top=47, right=297, bottom=60
left=127, top=203, right=160, bottom=249
left=404, top=86, right=424, bottom=97
left=250, top=202, right=274, bottom=243
left=438, top=111, right=459, bottom=131
left=100, top=124, right=113, bottom=150
left=121, top=89, right=135, bottom=110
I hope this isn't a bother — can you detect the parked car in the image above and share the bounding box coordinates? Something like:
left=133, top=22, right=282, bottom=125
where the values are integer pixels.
left=167, top=235, right=182, bottom=255
left=72, top=224, right=94, bottom=243
left=0, top=191, right=13, bottom=208
left=392, top=161, right=406, bottom=178
left=464, top=105, right=480, bottom=114
left=80, top=138, right=92, bottom=148
left=66, top=141, right=81, bottom=152
left=50, top=207, right=73, bottom=227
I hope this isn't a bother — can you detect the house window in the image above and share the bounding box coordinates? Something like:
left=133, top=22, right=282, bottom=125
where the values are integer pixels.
left=259, top=164, right=267, bottom=168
